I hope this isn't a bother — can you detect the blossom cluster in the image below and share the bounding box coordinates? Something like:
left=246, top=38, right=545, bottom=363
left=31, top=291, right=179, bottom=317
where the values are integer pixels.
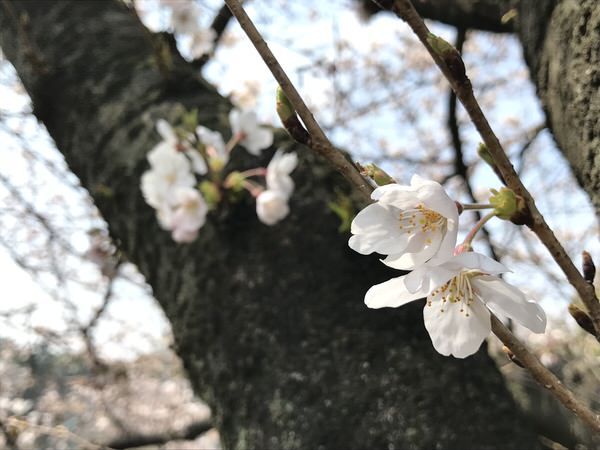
left=349, top=175, right=546, bottom=358
left=141, top=109, right=298, bottom=243
left=159, top=0, right=217, bottom=59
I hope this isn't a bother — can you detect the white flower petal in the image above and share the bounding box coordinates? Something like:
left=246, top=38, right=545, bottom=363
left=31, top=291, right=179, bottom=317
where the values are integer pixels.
left=348, top=203, right=409, bottom=255
left=187, top=149, right=208, bottom=175
left=403, top=264, right=461, bottom=295
left=472, top=276, right=546, bottom=333
left=266, top=150, right=298, bottom=198
left=446, top=252, right=509, bottom=275
left=364, top=275, right=430, bottom=309
left=423, top=296, right=491, bottom=358
left=156, top=119, right=176, bottom=142
left=419, top=184, right=458, bottom=221
left=243, top=127, right=274, bottom=155
left=382, top=230, right=442, bottom=270
left=256, top=190, right=290, bottom=225
left=229, top=109, right=242, bottom=135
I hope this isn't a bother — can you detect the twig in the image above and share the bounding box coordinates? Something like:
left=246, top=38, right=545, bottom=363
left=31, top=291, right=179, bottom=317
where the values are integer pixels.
left=224, top=0, right=373, bottom=201
left=491, top=316, right=600, bottom=433
left=376, top=0, right=600, bottom=338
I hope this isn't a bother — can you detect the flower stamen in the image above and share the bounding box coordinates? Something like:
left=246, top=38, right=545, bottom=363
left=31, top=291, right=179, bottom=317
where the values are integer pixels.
left=398, top=203, right=446, bottom=236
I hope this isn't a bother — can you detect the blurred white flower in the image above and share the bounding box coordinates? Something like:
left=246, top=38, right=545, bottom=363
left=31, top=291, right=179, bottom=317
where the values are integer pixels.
left=349, top=174, right=458, bottom=270
left=196, top=125, right=228, bottom=168
left=170, top=187, right=208, bottom=243
left=266, top=149, right=298, bottom=198
left=256, top=190, right=290, bottom=226
left=141, top=145, right=195, bottom=209
left=155, top=119, right=207, bottom=175
left=167, top=1, right=201, bottom=35
left=365, top=252, right=546, bottom=358
left=189, top=28, right=216, bottom=58
left=229, top=108, right=273, bottom=155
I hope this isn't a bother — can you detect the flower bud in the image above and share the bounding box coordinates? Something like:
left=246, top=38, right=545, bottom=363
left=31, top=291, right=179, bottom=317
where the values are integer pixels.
left=276, top=86, right=310, bottom=145
left=489, top=187, right=529, bottom=224
left=223, top=171, right=246, bottom=192
left=426, top=33, right=467, bottom=82
left=582, top=250, right=596, bottom=284
left=276, top=86, right=294, bottom=123
left=360, top=163, right=395, bottom=186
left=199, top=180, right=221, bottom=208
left=477, top=143, right=494, bottom=166
left=568, top=304, right=597, bottom=337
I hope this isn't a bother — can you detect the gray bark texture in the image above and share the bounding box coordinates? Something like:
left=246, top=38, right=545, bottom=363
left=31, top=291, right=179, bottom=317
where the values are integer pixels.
left=518, top=0, right=600, bottom=216
left=0, top=1, right=567, bottom=449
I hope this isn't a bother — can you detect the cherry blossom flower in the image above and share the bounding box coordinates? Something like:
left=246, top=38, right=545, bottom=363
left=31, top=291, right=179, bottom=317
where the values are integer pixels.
left=256, top=190, right=290, bottom=225
left=196, top=126, right=228, bottom=169
left=165, top=1, right=201, bottom=35
left=189, top=28, right=217, bottom=58
left=266, top=149, right=298, bottom=198
left=229, top=108, right=274, bottom=155
left=348, top=174, right=458, bottom=270
left=141, top=145, right=195, bottom=209
left=169, top=187, right=208, bottom=243
left=155, top=119, right=207, bottom=175
left=365, top=252, right=546, bottom=358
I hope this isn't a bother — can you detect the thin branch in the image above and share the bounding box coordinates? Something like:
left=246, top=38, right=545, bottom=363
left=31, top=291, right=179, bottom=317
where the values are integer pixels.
left=491, top=316, right=600, bottom=433
left=192, top=2, right=235, bottom=70
left=378, top=0, right=600, bottom=338
left=224, top=0, right=373, bottom=201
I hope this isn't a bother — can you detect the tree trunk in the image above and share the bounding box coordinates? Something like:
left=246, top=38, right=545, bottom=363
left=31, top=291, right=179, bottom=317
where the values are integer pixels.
left=0, top=1, right=541, bottom=448
left=518, top=0, right=600, bottom=215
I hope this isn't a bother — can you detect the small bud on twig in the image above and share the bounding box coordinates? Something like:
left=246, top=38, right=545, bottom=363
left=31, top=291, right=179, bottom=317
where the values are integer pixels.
left=489, top=187, right=531, bottom=225
left=502, top=345, right=524, bottom=368
left=199, top=180, right=221, bottom=208
left=582, top=251, right=596, bottom=284
left=568, top=304, right=597, bottom=337
left=276, top=86, right=311, bottom=146
left=359, top=163, right=396, bottom=186
left=477, top=143, right=507, bottom=184
left=426, top=33, right=467, bottom=83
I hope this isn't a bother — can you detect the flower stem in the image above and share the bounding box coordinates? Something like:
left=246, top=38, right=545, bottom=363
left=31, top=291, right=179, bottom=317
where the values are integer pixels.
left=461, top=203, right=494, bottom=211
left=461, top=211, right=496, bottom=250
left=242, top=179, right=263, bottom=198
left=225, top=131, right=245, bottom=153
left=238, top=167, right=267, bottom=178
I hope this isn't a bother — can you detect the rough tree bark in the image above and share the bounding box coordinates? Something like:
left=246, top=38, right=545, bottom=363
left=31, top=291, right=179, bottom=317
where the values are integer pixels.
left=0, top=1, right=549, bottom=449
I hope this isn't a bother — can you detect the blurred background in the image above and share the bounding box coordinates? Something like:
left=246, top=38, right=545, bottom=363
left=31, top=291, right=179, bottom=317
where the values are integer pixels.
left=0, top=0, right=598, bottom=448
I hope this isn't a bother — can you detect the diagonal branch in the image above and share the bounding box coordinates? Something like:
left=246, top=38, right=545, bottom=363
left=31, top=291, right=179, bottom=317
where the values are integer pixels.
left=224, top=0, right=373, bottom=201
left=192, top=2, right=235, bottom=70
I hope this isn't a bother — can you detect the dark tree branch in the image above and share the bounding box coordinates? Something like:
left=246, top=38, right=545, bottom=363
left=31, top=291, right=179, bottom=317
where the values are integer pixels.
left=361, top=0, right=516, bottom=33
left=106, top=420, right=213, bottom=450
left=192, top=2, right=235, bottom=70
